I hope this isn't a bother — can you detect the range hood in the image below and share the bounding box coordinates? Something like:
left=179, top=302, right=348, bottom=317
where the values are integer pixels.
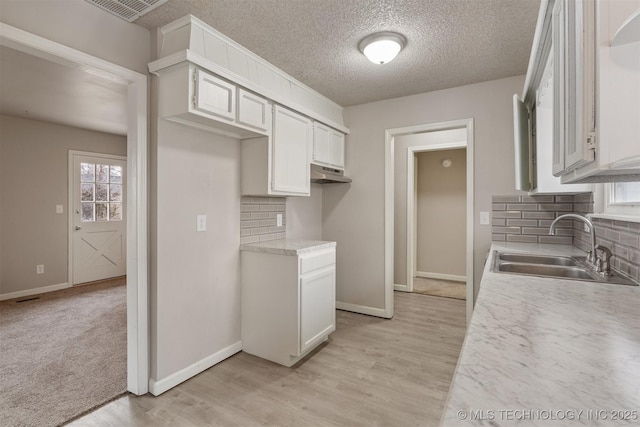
left=310, top=165, right=352, bottom=184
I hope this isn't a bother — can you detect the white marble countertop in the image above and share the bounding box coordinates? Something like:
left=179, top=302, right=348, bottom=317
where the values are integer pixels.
left=240, top=239, right=336, bottom=256
left=441, top=243, right=640, bottom=426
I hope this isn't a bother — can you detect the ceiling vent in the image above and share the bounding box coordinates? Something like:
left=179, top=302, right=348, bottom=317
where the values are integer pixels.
left=85, top=0, right=169, bottom=22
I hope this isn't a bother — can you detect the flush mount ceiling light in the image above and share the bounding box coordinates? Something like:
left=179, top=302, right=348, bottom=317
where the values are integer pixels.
left=359, top=32, right=407, bottom=65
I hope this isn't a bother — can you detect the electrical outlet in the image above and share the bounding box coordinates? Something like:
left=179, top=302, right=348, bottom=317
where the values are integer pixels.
left=276, top=213, right=283, bottom=227
left=36, top=264, right=44, bottom=274
left=197, top=215, right=207, bottom=232
left=480, top=211, right=490, bottom=225
left=56, top=205, right=63, bottom=214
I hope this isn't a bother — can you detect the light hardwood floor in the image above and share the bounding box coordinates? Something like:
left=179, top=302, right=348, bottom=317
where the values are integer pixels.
left=69, top=292, right=466, bottom=427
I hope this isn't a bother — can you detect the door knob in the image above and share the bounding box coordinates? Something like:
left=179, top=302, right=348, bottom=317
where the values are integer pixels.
left=75, top=226, right=82, bottom=231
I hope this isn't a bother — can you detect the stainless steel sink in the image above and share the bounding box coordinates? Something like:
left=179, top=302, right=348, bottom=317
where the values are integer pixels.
left=491, top=251, right=639, bottom=286
left=498, top=253, right=579, bottom=266
left=497, top=262, right=594, bottom=280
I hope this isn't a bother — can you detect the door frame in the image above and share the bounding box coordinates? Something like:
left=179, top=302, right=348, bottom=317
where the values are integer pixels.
left=384, top=118, right=474, bottom=323
left=402, top=143, right=467, bottom=293
left=68, top=151, right=127, bottom=286
left=0, top=23, right=149, bottom=395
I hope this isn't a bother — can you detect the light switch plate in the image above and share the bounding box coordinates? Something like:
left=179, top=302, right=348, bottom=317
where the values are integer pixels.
left=36, top=264, right=44, bottom=274
left=276, top=213, right=283, bottom=227
left=56, top=205, right=64, bottom=214
left=197, top=215, right=207, bottom=232
left=480, top=211, right=490, bottom=225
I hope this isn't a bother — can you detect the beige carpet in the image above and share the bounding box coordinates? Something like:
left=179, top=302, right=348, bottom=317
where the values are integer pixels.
left=412, top=277, right=466, bottom=300
left=0, top=278, right=127, bottom=427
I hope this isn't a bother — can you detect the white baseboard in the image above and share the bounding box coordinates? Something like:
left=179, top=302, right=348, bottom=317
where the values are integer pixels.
left=0, top=282, right=71, bottom=301
left=148, top=340, right=242, bottom=396
left=336, top=301, right=390, bottom=318
left=393, top=284, right=408, bottom=292
left=415, top=271, right=466, bottom=283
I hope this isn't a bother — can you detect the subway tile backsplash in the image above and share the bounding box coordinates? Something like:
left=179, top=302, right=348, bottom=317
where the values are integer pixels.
left=240, top=197, right=286, bottom=244
left=491, top=195, right=576, bottom=244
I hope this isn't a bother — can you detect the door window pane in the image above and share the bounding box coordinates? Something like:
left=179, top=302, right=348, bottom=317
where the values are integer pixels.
left=81, top=203, right=94, bottom=222
left=95, top=184, right=109, bottom=202
left=96, top=203, right=108, bottom=221
left=81, top=163, right=95, bottom=182
left=109, top=184, right=122, bottom=202
left=96, top=164, right=109, bottom=183
left=110, top=166, right=122, bottom=184
left=109, top=203, right=122, bottom=221
left=81, top=183, right=94, bottom=202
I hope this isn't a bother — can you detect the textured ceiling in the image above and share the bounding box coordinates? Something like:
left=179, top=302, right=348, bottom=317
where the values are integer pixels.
left=0, top=46, right=128, bottom=135
left=135, top=0, right=540, bottom=107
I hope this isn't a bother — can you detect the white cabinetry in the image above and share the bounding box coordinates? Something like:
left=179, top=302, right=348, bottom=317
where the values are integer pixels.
left=242, top=106, right=312, bottom=197
left=312, top=123, right=345, bottom=170
left=156, top=62, right=268, bottom=138
left=241, top=247, right=336, bottom=367
left=237, top=88, right=271, bottom=132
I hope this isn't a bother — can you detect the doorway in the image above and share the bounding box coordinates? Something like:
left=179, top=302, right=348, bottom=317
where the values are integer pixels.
left=384, top=119, right=474, bottom=322
left=410, top=147, right=467, bottom=299
left=69, top=152, right=127, bottom=285
left=0, top=23, right=148, bottom=394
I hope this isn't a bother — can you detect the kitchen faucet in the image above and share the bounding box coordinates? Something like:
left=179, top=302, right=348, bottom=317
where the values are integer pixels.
left=548, top=214, right=601, bottom=269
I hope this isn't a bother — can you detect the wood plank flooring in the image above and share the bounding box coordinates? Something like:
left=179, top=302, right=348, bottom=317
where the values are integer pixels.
left=68, top=292, right=466, bottom=427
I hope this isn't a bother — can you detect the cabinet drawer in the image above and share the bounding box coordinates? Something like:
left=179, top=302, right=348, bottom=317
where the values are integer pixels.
left=300, top=249, right=335, bottom=275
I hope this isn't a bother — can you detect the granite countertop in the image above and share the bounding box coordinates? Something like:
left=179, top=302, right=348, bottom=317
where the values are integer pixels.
left=240, top=239, right=336, bottom=256
left=441, top=243, right=640, bottom=426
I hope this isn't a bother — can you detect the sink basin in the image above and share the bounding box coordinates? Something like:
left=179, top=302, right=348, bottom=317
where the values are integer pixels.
left=497, top=262, right=594, bottom=280
left=491, top=251, right=639, bottom=286
left=498, top=253, right=579, bottom=266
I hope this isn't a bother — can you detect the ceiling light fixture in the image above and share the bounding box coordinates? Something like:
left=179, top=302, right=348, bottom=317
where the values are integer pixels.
left=359, top=32, right=407, bottom=65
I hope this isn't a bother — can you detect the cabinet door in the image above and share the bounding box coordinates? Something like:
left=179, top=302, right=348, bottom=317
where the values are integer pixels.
left=272, top=106, right=312, bottom=195
left=237, top=88, right=271, bottom=132
left=329, top=130, right=345, bottom=169
left=312, top=123, right=331, bottom=166
left=552, top=0, right=566, bottom=175
left=194, top=69, right=236, bottom=121
left=299, top=267, right=335, bottom=354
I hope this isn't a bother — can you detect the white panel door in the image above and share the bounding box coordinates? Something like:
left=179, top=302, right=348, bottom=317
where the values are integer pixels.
left=312, top=122, right=331, bottom=166
left=71, top=152, right=126, bottom=285
left=329, top=129, right=345, bottom=169
left=237, top=88, right=271, bottom=132
left=272, top=106, right=312, bottom=195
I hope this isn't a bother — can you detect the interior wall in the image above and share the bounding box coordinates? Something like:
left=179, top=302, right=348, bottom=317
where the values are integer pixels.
left=0, top=115, right=127, bottom=296
left=286, top=184, right=323, bottom=240
left=416, top=149, right=467, bottom=277
left=393, top=129, right=467, bottom=285
left=151, top=119, right=242, bottom=382
left=0, top=0, right=150, bottom=74
left=323, top=75, right=526, bottom=310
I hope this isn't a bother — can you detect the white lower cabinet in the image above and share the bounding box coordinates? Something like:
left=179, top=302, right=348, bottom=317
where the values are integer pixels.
left=241, top=247, right=336, bottom=367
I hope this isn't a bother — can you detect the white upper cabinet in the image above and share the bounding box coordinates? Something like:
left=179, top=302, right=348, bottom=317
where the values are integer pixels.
left=312, top=122, right=345, bottom=170
left=241, top=106, right=312, bottom=197
left=272, top=106, right=312, bottom=195
left=520, top=0, right=640, bottom=186
left=194, top=68, right=236, bottom=121
left=237, top=88, right=271, bottom=132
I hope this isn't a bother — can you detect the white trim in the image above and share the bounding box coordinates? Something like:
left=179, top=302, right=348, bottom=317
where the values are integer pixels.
left=0, top=282, right=70, bottom=301
left=394, top=284, right=408, bottom=292
left=336, top=301, right=390, bottom=319
left=588, top=213, right=640, bottom=224
left=406, top=141, right=467, bottom=293
left=385, top=118, right=475, bottom=325
left=68, top=151, right=127, bottom=287
left=0, top=23, right=150, bottom=395
left=415, top=271, right=467, bottom=282
left=148, top=341, right=243, bottom=396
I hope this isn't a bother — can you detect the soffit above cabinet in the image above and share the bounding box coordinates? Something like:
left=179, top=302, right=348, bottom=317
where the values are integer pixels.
left=148, top=15, right=348, bottom=134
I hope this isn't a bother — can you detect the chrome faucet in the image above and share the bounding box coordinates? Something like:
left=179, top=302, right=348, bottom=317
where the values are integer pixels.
left=548, top=214, right=597, bottom=266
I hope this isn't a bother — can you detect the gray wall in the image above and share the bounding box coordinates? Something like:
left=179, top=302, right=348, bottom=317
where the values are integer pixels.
left=151, top=119, right=242, bottom=383
left=393, top=129, right=467, bottom=285
left=287, top=184, right=323, bottom=240
left=0, top=0, right=150, bottom=74
left=323, top=75, right=526, bottom=310
left=416, top=149, right=467, bottom=277
left=0, top=115, right=127, bottom=295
